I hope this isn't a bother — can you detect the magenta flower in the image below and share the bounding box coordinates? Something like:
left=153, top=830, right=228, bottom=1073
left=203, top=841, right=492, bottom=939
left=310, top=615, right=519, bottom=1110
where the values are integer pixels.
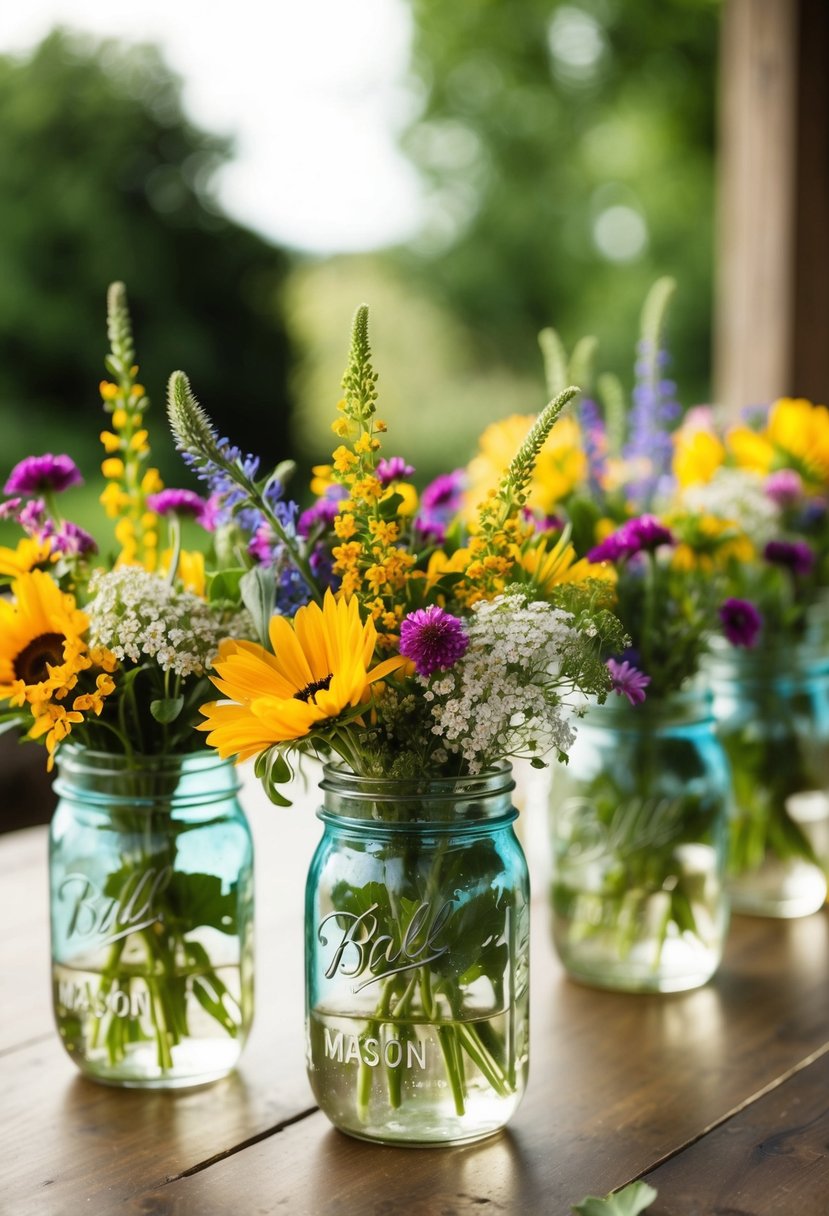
left=5, top=454, right=83, bottom=495
left=298, top=492, right=345, bottom=538
left=0, top=497, right=22, bottom=520
left=146, top=489, right=210, bottom=526
left=52, top=521, right=98, bottom=557
left=764, top=539, right=815, bottom=576
left=421, top=470, right=465, bottom=513
left=764, top=469, right=803, bottom=508
left=400, top=605, right=469, bottom=678
left=377, top=456, right=415, bottom=487
left=607, top=657, right=651, bottom=706
left=588, top=515, right=674, bottom=563
left=719, top=598, right=763, bottom=648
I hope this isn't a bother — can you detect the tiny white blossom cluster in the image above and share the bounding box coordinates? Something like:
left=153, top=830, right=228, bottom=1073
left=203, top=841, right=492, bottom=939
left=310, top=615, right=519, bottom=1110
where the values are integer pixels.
left=422, top=593, right=584, bottom=773
left=87, top=567, right=250, bottom=679
left=683, top=468, right=780, bottom=543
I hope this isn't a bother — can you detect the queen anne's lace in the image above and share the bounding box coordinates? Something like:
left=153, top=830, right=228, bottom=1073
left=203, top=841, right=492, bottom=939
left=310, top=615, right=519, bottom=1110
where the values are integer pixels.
left=683, top=469, right=780, bottom=543
left=423, top=593, right=584, bottom=772
left=86, top=567, right=250, bottom=678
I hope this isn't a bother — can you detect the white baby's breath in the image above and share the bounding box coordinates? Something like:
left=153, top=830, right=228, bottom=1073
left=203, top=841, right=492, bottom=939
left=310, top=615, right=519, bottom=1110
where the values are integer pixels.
left=422, top=592, right=587, bottom=773
left=86, top=567, right=251, bottom=678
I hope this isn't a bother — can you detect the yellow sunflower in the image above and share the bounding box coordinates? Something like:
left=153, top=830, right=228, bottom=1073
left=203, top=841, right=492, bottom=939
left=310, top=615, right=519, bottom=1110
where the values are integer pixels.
left=199, top=590, right=406, bottom=761
left=0, top=536, right=53, bottom=580
left=0, top=570, right=89, bottom=700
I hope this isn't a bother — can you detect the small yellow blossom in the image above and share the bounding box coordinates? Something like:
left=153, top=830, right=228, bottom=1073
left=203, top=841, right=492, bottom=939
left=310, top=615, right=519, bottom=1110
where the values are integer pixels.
left=99, top=431, right=121, bottom=454
left=332, top=446, right=358, bottom=474
left=101, top=457, right=125, bottom=480
left=99, top=380, right=119, bottom=401
left=334, top=513, right=358, bottom=540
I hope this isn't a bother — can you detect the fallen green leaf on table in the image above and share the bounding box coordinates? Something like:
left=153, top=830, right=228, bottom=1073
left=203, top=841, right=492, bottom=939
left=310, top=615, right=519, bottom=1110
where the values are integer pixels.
left=572, top=1180, right=658, bottom=1215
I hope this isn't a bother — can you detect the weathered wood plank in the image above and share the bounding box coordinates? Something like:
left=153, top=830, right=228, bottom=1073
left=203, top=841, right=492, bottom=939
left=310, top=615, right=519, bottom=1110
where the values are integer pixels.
left=643, top=1048, right=829, bottom=1215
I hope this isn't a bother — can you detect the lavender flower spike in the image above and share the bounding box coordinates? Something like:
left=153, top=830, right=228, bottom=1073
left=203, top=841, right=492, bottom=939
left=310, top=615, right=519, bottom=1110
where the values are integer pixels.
left=607, top=657, right=650, bottom=706
left=5, top=454, right=83, bottom=496
left=719, top=598, right=763, bottom=648
left=400, top=605, right=469, bottom=678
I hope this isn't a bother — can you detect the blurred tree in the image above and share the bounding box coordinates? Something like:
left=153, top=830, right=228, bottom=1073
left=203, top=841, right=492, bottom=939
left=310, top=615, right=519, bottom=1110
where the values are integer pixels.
left=0, top=29, right=294, bottom=477
left=399, top=0, right=719, bottom=402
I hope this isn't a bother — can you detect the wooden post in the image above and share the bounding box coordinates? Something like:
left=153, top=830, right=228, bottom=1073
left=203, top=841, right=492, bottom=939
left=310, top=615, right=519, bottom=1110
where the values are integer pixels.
left=715, top=0, right=829, bottom=411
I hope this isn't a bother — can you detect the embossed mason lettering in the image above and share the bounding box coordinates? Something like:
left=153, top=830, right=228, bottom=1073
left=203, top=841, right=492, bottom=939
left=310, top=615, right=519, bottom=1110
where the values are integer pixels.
left=319, top=899, right=455, bottom=991
left=323, top=1026, right=427, bottom=1070
left=57, top=978, right=151, bottom=1020
left=59, top=865, right=173, bottom=945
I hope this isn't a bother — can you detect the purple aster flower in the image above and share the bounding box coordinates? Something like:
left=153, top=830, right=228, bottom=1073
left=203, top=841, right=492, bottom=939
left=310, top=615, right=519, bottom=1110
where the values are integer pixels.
left=719, top=598, right=763, bottom=648
left=588, top=515, right=674, bottom=563
left=51, top=521, right=98, bottom=557
left=0, top=496, right=22, bottom=520
left=764, top=539, right=815, bottom=576
left=310, top=543, right=339, bottom=592
left=413, top=517, right=447, bottom=548
left=377, top=456, right=415, bottom=487
left=17, top=498, right=47, bottom=535
left=399, top=605, right=469, bottom=678
left=5, top=454, right=83, bottom=496
left=607, top=657, right=651, bottom=706
left=146, top=488, right=210, bottom=526
left=764, top=470, right=803, bottom=508
left=521, top=507, right=564, bottom=533
left=421, top=470, right=465, bottom=515
left=298, top=489, right=347, bottom=538
left=799, top=497, right=828, bottom=528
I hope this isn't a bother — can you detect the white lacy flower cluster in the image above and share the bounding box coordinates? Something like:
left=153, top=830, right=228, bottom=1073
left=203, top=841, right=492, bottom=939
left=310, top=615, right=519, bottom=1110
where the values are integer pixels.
left=423, top=594, right=584, bottom=773
left=86, top=568, right=250, bottom=679
left=682, top=468, right=780, bottom=543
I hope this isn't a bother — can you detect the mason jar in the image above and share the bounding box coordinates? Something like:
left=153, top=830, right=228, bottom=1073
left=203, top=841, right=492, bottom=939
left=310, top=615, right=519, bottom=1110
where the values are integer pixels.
left=50, top=747, right=254, bottom=1087
left=305, top=764, right=530, bottom=1146
left=549, top=691, right=731, bottom=993
left=706, top=643, right=829, bottom=917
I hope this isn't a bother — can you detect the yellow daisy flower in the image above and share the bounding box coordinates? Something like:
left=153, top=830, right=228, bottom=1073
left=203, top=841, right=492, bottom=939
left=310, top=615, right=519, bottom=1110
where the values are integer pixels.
left=518, top=534, right=616, bottom=596
left=0, top=536, right=53, bottom=579
left=0, top=570, right=89, bottom=700
left=199, top=590, right=406, bottom=760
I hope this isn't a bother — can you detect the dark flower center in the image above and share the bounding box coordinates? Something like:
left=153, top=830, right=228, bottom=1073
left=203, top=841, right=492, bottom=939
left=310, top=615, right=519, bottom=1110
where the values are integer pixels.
left=294, top=673, right=333, bottom=703
left=13, top=632, right=67, bottom=684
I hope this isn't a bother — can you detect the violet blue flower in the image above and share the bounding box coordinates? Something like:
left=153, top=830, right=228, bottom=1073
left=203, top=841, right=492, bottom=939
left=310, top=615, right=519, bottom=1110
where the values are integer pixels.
left=5, top=454, right=83, bottom=495
left=579, top=397, right=607, bottom=492
left=764, top=539, right=815, bottom=576
left=147, top=488, right=210, bottom=525
left=623, top=338, right=682, bottom=507
left=400, top=605, right=469, bottom=678
left=421, top=470, right=464, bottom=514
left=17, top=498, right=47, bottom=535
left=52, top=521, right=98, bottom=557
left=764, top=470, right=803, bottom=508
left=588, top=515, right=674, bottom=563
left=607, top=657, right=651, bottom=706
left=377, top=456, right=415, bottom=487
left=719, top=598, right=763, bottom=648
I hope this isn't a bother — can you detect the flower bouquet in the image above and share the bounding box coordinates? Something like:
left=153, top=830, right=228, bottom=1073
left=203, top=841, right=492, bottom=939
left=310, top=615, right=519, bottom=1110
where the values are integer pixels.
left=674, top=399, right=829, bottom=915
left=166, top=305, right=625, bottom=1143
left=0, top=285, right=254, bottom=1086
left=475, top=279, right=734, bottom=990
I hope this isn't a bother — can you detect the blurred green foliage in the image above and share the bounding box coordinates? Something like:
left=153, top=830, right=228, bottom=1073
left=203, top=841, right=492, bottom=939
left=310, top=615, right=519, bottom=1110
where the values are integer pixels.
left=0, top=29, right=294, bottom=481
left=398, top=0, right=719, bottom=404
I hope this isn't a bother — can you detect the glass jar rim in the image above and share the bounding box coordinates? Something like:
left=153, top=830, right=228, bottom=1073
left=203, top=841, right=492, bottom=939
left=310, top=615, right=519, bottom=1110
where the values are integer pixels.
left=318, top=761, right=517, bottom=828
left=579, top=686, right=714, bottom=729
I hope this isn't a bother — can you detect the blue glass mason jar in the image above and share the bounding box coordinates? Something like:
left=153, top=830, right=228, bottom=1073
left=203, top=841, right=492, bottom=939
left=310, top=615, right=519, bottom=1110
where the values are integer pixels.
left=305, top=765, right=530, bottom=1146
left=706, top=643, right=829, bottom=917
left=549, top=691, right=731, bottom=993
left=50, top=747, right=254, bottom=1088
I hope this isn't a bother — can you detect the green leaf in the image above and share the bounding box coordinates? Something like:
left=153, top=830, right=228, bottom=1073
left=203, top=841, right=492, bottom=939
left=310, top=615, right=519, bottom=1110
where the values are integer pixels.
left=166, top=870, right=239, bottom=935
left=254, top=745, right=295, bottom=806
left=207, top=567, right=247, bottom=603
left=240, top=565, right=276, bottom=649
left=572, top=1182, right=658, bottom=1216
left=150, top=696, right=185, bottom=724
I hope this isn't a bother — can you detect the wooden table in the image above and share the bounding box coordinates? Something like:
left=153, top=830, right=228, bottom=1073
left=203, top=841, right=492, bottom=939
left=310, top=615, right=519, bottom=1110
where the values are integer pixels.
left=3, top=769, right=829, bottom=1216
